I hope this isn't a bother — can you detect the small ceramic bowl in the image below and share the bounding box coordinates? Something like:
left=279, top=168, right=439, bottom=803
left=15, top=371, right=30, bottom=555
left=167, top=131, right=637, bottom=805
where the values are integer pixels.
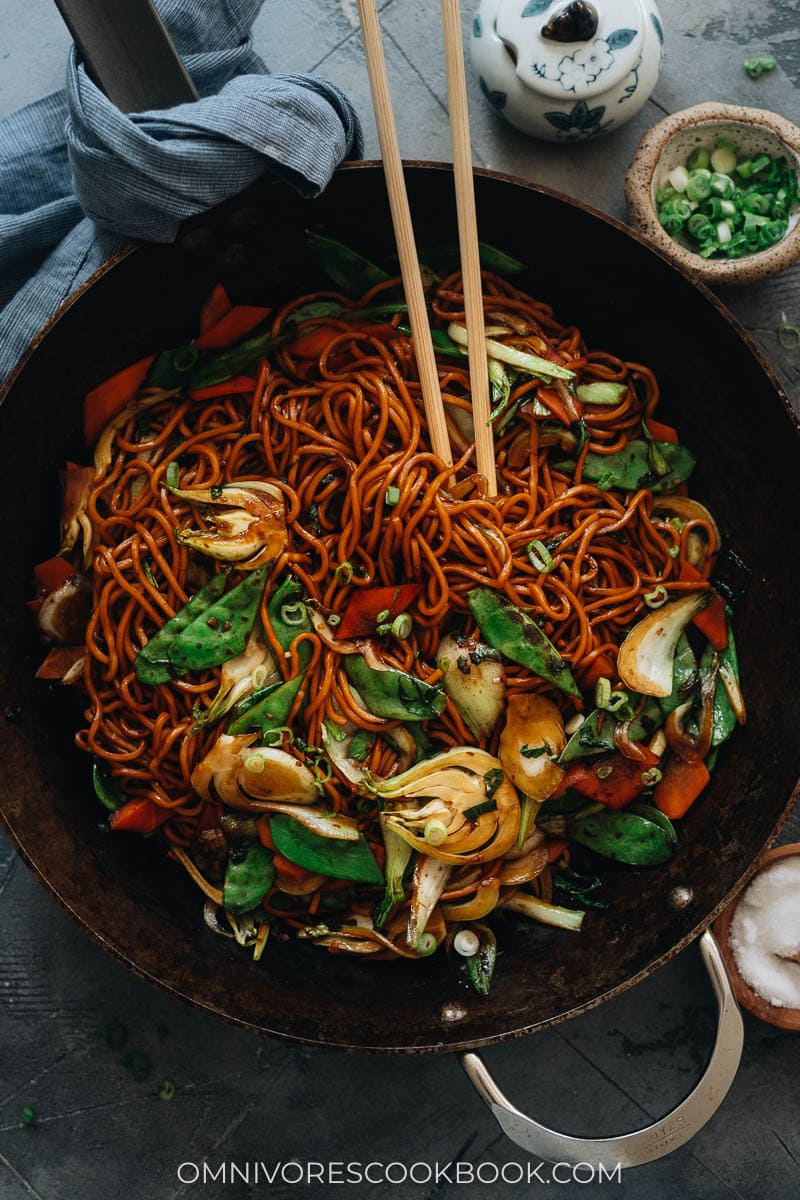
left=626, top=102, right=800, bottom=285
left=714, top=843, right=800, bottom=1031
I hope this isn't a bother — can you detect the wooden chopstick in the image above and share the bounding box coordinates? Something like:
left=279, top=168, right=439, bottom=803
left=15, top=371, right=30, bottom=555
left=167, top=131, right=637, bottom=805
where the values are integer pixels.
left=357, top=0, right=453, bottom=467
left=440, top=0, right=496, bottom=494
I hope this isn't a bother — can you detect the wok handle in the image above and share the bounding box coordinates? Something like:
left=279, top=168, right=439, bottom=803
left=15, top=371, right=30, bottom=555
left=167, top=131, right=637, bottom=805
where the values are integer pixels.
left=460, top=929, right=743, bottom=1170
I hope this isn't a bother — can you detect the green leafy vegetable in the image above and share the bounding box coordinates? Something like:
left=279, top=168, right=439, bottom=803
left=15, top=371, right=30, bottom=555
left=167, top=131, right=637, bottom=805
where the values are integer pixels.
left=270, top=814, right=383, bottom=884
left=556, top=439, right=695, bottom=493
left=700, top=610, right=740, bottom=747
left=267, top=574, right=314, bottom=668
left=343, top=656, right=446, bottom=721
left=93, top=759, right=124, bottom=811
left=660, top=632, right=698, bottom=717
left=569, top=809, right=675, bottom=865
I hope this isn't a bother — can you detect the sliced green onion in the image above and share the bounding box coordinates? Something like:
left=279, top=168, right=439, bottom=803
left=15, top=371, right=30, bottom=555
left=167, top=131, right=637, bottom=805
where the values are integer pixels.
left=778, top=323, right=800, bottom=348
left=423, top=819, right=448, bottom=846
left=453, top=929, right=480, bottom=957
left=21, top=1106, right=36, bottom=1125
left=416, top=932, right=438, bottom=956
left=594, top=677, right=612, bottom=709
left=668, top=166, right=689, bottom=192
left=711, top=146, right=737, bottom=175
left=686, top=147, right=710, bottom=171
left=390, top=612, right=413, bottom=639
left=385, top=485, right=401, bottom=506
left=644, top=584, right=669, bottom=608
left=159, top=1079, right=176, bottom=1102
left=280, top=602, right=306, bottom=626
left=464, top=798, right=498, bottom=821
left=641, top=767, right=663, bottom=787
left=526, top=538, right=554, bottom=574
left=596, top=764, right=613, bottom=780
left=245, top=754, right=265, bottom=773
left=335, top=561, right=354, bottom=583
left=172, top=344, right=200, bottom=373
left=327, top=613, right=341, bottom=626
left=606, top=690, right=630, bottom=714
left=743, top=55, right=777, bottom=79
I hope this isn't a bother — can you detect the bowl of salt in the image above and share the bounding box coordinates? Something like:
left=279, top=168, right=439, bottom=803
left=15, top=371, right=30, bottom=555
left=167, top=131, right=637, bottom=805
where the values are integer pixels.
left=715, top=844, right=800, bottom=1031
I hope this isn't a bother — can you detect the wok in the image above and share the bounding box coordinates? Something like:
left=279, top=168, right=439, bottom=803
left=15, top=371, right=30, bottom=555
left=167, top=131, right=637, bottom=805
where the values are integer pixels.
left=1, top=163, right=798, bottom=1167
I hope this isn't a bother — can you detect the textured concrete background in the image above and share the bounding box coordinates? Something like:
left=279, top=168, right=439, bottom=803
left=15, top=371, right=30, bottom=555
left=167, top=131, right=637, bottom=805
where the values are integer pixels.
left=1, top=2, right=799, bottom=1198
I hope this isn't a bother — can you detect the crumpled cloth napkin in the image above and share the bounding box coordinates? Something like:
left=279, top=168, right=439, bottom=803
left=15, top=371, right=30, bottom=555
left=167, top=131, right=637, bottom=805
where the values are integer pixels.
left=0, top=0, right=363, bottom=382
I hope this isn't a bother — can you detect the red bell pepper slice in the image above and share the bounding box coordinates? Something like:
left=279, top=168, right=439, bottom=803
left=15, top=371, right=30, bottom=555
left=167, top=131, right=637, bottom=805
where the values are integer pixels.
left=198, top=284, right=232, bottom=334
left=654, top=754, right=710, bottom=820
left=195, top=305, right=271, bottom=351
left=336, top=583, right=421, bottom=639
left=33, top=556, right=76, bottom=595
left=84, top=354, right=156, bottom=446
left=562, top=746, right=661, bottom=810
left=109, top=798, right=172, bottom=834
left=680, top=562, right=728, bottom=649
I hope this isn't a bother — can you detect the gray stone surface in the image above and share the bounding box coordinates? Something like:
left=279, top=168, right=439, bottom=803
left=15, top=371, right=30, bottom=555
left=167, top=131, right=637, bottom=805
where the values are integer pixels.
left=1, top=2, right=800, bottom=1198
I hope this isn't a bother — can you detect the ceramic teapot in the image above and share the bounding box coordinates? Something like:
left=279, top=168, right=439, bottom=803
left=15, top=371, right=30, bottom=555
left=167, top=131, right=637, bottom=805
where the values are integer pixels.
left=471, top=0, right=664, bottom=142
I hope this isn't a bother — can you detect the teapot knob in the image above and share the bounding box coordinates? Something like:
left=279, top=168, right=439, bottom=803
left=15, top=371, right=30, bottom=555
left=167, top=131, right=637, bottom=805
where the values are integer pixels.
left=541, top=0, right=599, bottom=43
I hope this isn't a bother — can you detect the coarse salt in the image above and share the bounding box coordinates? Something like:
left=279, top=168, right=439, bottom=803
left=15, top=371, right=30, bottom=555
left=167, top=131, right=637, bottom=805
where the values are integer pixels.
left=729, top=858, right=800, bottom=1009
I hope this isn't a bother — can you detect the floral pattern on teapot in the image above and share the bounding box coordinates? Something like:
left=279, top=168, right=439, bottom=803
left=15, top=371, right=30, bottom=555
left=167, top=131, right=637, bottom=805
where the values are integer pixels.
left=471, top=0, right=664, bottom=142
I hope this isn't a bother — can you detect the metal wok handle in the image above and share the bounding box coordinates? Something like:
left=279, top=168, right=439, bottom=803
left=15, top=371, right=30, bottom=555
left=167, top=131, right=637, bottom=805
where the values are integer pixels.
left=460, top=929, right=743, bottom=1170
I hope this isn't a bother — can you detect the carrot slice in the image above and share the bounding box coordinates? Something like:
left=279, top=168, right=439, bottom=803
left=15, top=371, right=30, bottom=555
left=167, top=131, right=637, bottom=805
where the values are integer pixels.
left=195, top=305, right=271, bottom=351
left=680, top=562, right=728, bottom=648
left=646, top=418, right=678, bottom=444
left=84, top=354, right=156, bottom=446
left=654, top=755, right=710, bottom=820
left=199, top=284, right=231, bottom=334
left=188, top=376, right=256, bottom=402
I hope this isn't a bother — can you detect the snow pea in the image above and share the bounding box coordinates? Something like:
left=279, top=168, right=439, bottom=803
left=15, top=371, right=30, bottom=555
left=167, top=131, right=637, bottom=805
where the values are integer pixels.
left=227, top=673, right=305, bottom=737
left=223, top=841, right=275, bottom=914
left=569, top=809, right=675, bottom=865
left=398, top=324, right=464, bottom=359
left=555, top=439, right=695, bottom=494
left=418, top=242, right=526, bottom=276
left=135, top=572, right=228, bottom=684
left=559, top=697, right=663, bottom=763
left=270, top=814, right=384, bottom=884
left=466, top=923, right=498, bottom=996
left=92, top=760, right=123, bottom=811
left=700, top=610, right=740, bottom=747
left=187, top=329, right=288, bottom=390
left=167, top=566, right=269, bottom=674
left=306, top=232, right=390, bottom=295
left=660, top=632, right=698, bottom=717
left=468, top=587, right=581, bottom=698
left=267, top=573, right=314, bottom=669
left=343, top=656, right=446, bottom=721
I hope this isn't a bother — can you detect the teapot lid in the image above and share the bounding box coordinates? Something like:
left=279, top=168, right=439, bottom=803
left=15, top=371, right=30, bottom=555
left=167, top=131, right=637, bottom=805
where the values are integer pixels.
left=495, top=0, right=646, bottom=101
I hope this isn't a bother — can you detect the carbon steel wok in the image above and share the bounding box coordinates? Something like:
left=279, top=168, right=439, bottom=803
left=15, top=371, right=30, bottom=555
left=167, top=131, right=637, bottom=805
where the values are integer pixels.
left=1, top=164, right=798, bottom=1166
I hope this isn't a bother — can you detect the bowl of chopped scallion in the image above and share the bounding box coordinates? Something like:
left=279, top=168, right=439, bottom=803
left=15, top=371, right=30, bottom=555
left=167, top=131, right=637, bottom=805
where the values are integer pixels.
left=626, top=102, right=800, bottom=284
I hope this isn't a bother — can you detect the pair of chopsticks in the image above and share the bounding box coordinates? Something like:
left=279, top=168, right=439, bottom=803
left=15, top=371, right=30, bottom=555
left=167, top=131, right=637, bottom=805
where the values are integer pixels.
left=357, top=0, right=496, bottom=494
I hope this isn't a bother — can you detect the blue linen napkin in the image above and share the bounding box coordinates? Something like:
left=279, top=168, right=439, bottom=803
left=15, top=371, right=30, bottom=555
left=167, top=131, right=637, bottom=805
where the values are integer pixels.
left=0, top=0, right=363, bottom=382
